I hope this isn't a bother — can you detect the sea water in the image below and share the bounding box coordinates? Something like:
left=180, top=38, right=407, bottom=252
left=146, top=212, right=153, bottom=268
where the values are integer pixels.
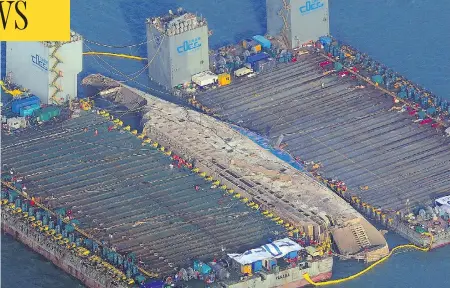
left=2, top=0, right=450, bottom=287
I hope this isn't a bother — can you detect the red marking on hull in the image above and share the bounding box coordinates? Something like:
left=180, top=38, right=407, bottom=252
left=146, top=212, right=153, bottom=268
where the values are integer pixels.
left=432, top=241, right=450, bottom=250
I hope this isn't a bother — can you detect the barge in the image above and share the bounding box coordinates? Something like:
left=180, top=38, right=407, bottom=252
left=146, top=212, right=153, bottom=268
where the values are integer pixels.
left=1, top=104, right=337, bottom=287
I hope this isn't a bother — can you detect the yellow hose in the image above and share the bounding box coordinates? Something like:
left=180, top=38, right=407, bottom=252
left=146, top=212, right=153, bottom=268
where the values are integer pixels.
left=303, top=233, right=434, bottom=286
left=82, top=52, right=146, bottom=61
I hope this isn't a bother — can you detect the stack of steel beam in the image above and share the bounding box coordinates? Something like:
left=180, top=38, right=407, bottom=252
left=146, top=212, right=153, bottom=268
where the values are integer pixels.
left=1, top=111, right=286, bottom=275
left=195, top=53, right=450, bottom=212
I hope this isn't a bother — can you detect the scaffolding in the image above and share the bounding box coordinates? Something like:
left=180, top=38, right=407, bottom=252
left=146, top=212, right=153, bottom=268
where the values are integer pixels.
left=49, top=42, right=63, bottom=105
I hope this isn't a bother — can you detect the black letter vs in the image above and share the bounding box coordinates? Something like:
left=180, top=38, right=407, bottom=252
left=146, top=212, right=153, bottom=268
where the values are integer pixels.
left=0, top=1, right=14, bottom=29
left=14, top=0, right=27, bottom=30
left=0, top=1, right=27, bottom=30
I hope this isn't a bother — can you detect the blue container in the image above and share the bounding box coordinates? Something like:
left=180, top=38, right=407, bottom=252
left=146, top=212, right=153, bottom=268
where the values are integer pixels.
left=418, top=110, right=426, bottom=119
left=201, top=263, right=212, bottom=275
left=246, top=52, right=270, bottom=65
left=427, top=107, right=436, bottom=115
left=252, top=35, right=271, bottom=49
left=19, top=103, right=40, bottom=117
left=65, top=223, right=75, bottom=233
left=252, top=260, right=263, bottom=272
left=11, top=96, right=40, bottom=114
left=398, top=92, right=407, bottom=99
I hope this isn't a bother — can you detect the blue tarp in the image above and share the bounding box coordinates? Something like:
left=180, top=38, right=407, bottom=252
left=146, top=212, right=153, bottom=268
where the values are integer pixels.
left=252, top=35, right=271, bottom=49
left=319, top=36, right=332, bottom=46
left=141, top=280, right=164, bottom=288
left=230, top=125, right=306, bottom=172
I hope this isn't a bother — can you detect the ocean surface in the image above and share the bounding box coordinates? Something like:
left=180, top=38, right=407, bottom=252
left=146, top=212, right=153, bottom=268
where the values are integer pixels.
left=2, top=0, right=450, bottom=287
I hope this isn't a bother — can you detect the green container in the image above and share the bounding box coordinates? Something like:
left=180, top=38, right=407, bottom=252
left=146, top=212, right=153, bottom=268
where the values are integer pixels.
left=334, top=62, right=343, bottom=72
left=36, top=106, right=61, bottom=122
left=371, top=75, right=384, bottom=85
left=415, top=226, right=426, bottom=233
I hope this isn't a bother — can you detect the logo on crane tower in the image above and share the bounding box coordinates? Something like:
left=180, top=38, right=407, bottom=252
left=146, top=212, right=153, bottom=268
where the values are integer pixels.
left=31, top=54, right=48, bottom=71
left=299, top=0, right=324, bottom=15
left=177, top=37, right=202, bottom=54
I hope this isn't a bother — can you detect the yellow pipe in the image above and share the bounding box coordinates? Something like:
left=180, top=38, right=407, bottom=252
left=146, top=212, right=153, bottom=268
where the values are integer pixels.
left=82, top=52, right=146, bottom=61
left=304, top=233, right=434, bottom=286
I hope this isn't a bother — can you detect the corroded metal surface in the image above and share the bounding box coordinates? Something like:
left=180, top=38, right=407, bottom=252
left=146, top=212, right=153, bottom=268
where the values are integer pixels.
left=1, top=112, right=286, bottom=276
left=195, top=53, right=450, bottom=212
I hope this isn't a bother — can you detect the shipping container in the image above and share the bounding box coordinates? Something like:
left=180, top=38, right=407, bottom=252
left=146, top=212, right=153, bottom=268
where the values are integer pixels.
left=246, top=52, right=270, bottom=65
left=218, top=73, right=231, bottom=86
left=35, top=106, right=61, bottom=122
left=251, top=44, right=262, bottom=53
left=252, top=35, right=271, bottom=49
left=192, top=71, right=218, bottom=87
left=252, top=260, right=263, bottom=272
left=240, top=264, right=252, bottom=274
left=19, top=103, right=40, bottom=117
left=234, top=67, right=253, bottom=77
left=11, top=95, right=40, bottom=114
left=200, top=263, right=212, bottom=274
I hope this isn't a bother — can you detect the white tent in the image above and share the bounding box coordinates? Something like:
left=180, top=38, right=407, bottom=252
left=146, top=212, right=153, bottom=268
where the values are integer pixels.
left=227, top=238, right=303, bottom=265
left=435, top=195, right=450, bottom=214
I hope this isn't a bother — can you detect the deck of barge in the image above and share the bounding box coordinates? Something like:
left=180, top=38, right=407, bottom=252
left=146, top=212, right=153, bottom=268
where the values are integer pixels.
left=1, top=112, right=287, bottom=275
left=82, top=74, right=390, bottom=262
left=195, top=53, right=450, bottom=212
